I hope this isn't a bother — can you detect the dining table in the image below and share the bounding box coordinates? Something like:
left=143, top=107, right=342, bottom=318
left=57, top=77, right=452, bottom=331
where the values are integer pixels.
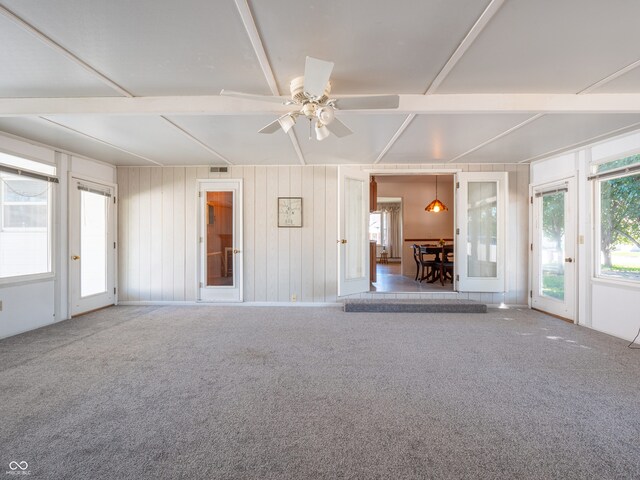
left=420, top=244, right=454, bottom=285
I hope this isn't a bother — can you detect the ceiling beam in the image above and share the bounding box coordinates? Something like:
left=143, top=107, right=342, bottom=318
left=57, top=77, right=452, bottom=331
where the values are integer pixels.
left=0, top=5, right=134, bottom=98
left=578, top=58, right=640, bottom=94
left=425, top=0, right=506, bottom=94
left=374, top=0, right=507, bottom=163
left=233, top=0, right=305, bottom=165
left=4, top=94, right=640, bottom=116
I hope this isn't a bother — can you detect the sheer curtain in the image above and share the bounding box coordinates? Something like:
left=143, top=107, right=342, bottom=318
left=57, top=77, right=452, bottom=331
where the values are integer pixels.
left=380, top=203, right=402, bottom=258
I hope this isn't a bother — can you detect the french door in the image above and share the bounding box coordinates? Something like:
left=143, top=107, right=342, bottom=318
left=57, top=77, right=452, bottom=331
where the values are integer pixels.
left=198, top=179, right=243, bottom=302
left=69, top=177, right=116, bottom=316
left=455, top=172, right=508, bottom=292
left=337, top=167, right=370, bottom=296
left=531, top=179, right=576, bottom=320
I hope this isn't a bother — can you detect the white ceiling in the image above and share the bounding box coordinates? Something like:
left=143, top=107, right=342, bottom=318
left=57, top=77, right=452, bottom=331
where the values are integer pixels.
left=0, top=0, right=639, bottom=167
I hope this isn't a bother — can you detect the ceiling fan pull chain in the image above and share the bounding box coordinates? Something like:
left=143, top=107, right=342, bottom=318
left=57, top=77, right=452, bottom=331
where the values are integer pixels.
left=309, top=118, right=312, bottom=140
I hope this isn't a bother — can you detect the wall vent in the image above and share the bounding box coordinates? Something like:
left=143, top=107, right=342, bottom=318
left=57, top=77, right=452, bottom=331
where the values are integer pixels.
left=210, top=167, right=228, bottom=173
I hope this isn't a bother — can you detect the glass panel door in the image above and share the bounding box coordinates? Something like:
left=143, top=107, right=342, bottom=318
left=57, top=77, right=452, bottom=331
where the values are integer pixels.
left=199, top=180, right=243, bottom=302
left=540, top=192, right=565, bottom=300
left=80, top=190, right=108, bottom=297
left=456, top=172, right=507, bottom=292
left=69, top=178, right=115, bottom=316
left=531, top=179, right=576, bottom=321
left=205, top=191, right=234, bottom=287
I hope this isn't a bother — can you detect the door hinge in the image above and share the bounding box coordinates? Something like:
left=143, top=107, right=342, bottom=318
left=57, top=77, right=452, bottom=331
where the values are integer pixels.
left=456, top=182, right=460, bottom=189
left=456, top=274, right=459, bottom=281
left=530, top=196, right=533, bottom=204
left=530, top=290, right=533, bottom=298
left=114, top=287, right=117, bottom=295
left=114, top=242, right=117, bottom=249
left=199, top=282, right=203, bottom=288
left=113, top=197, right=117, bottom=204
left=199, top=237, right=203, bottom=244
left=456, top=228, right=460, bottom=235
left=530, top=243, right=533, bottom=251
left=198, top=191, right=202, bottom=198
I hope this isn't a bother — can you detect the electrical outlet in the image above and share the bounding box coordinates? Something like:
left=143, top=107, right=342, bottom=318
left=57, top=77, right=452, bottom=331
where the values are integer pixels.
left=291, top=294, right=297, bottom=302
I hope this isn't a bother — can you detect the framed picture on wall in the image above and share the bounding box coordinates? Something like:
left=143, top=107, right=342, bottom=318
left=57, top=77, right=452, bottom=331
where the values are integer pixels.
left=278, top=197, right=302, bottom=227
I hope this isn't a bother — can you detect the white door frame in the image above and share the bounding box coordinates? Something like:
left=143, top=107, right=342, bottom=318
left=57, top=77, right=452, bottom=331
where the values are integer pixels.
left=197, top=179, right=243, bottom=302
left=530, top=177, right=577, bottom=321
left=68, top=173, right=117, bottom=316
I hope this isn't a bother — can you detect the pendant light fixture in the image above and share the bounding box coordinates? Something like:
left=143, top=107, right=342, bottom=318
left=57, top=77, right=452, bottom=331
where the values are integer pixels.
left=425, top=175, right=448, bottom=213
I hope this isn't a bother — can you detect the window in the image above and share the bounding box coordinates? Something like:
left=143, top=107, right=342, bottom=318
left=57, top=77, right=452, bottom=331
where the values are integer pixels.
left=368, top=211, right=389, bottom=247
left=593, top=154, right=640, bottom=283
left=0, top=153, right=56, bottom=280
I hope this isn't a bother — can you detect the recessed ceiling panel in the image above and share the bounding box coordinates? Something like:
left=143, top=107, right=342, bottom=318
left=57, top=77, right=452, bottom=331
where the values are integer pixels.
left=383, top=114, right=533, bottom=163
left=0, top=14, right=118, bottom=97
left=1, top=0, right=269, bottom=96
left=43, top=115, right=223, bottom=165
left=167, top=116, right=300, bottom=165
left=592, top=66, right=640, bottom=93
left=439, top=0, right=640, bottom=93
left=250, top=0, right=492, bottom=95
left=294, top=114, right=407, bottom=164
left=464, top=114, right=640, bottom=163
left=0, top=117, right=148, bottom=165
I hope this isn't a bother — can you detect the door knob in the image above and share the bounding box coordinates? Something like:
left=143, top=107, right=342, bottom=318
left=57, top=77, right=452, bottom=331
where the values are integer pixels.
left=71, top=255, right=80, bottom=260
left=233, top=249, right=241, bottom=254
left=564, top=257, right=573, bottom=263
left=339, top=239, right=347, bottom=244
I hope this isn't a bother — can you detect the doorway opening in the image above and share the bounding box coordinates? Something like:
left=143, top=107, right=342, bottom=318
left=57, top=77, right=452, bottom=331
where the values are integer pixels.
left=368, top=175, right=455, bottom=293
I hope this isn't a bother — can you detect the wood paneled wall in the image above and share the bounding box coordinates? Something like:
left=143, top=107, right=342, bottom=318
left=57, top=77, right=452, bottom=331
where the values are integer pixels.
left=117, top=165, right=337, bottom=303
left=116, top=163, right=528, bottom=305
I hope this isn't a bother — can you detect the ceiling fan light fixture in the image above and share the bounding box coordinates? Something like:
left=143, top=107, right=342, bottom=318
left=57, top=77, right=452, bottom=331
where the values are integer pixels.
left=315, top=122, right=330, bottom=141
left=278, top=114, right=296, bottom=133
left=316, top=106, right=335, bottom=125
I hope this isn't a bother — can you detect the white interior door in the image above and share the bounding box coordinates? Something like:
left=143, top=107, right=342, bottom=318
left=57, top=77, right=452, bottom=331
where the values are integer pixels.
left=198, top=179, right=243, bottom=302
left=338, top=167, right=370, bottom=296
left=69, top=177, right=116, bottom=316
left=455, top=172, right=508, bottom=292
left=531, top=179, right=576, bottom=320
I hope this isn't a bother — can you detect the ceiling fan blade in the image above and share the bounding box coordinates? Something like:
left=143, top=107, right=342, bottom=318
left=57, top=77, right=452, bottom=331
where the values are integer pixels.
left=304, top=56, right=334, bottom=99
left=258, top=119, right=282, bottom=134
left=220, top=89, right=286, bottom=104
left=326, top=118, right=353, bottom=138
left=333, top=95, right=400, bottom=110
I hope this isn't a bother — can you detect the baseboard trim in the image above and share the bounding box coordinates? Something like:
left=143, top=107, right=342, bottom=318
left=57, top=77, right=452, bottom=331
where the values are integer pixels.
left=117, top=301, right=341, bottom=308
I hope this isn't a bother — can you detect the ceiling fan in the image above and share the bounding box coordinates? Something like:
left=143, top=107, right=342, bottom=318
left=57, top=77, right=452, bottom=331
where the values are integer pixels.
left=220, top=56, right=400, bottom=141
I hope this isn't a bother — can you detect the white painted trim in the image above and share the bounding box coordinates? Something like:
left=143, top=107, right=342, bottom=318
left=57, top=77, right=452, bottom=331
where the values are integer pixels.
left=38, top=117, right=163, bottom=166
left=579, top=58, right=640, bottom=94
left=118, top=300, right=342, bottom=307
left=5, top=94, right=640, bottom=116
left=448, top=114, right=544, bottom=163
left=518, top=121, right=640, bottom=164
left=287, top=130, right=306, bottom=166
left=364, top=168, right=461, bottom=175
left=373, top=114, right=415, bottom=164
left=426, top=0, right=506, bottom=94
left=233, top=0, right=279, bottom=96
left=0, top=5, right=132, bottom=97
left=160, top=116, right=233, bottom=165
left=0, top=273, right=54, bottom=287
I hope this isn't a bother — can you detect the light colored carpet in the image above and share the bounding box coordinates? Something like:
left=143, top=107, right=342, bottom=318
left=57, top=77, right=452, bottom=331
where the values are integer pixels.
left=1, top=305, right=639, bottom=479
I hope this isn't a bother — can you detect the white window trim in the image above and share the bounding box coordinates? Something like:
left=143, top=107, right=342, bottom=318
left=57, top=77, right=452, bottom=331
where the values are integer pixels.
left=591, top=166, right=640, bottom=287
